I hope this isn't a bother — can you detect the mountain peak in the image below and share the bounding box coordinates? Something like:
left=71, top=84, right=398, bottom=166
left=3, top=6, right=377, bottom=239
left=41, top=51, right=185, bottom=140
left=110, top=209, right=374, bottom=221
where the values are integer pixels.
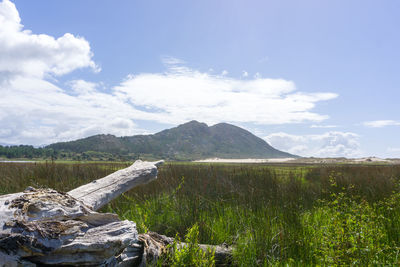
left=178, top=120, right=208, bottom=128
left=47, top=121, right=296, bottom=160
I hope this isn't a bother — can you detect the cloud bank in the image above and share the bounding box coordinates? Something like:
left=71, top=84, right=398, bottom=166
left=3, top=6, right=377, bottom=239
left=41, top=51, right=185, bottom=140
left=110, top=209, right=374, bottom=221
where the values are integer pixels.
left=265, top=131, right=361, bottom=157
left=0, top=0, right=338, bottom=146
left=363, top=120, right=400, bottom=128
left=0, top=0, right=98, bottom=81
left=0, top=0, right=132, bottom=145
left=114, top=59, right=337, bottom=125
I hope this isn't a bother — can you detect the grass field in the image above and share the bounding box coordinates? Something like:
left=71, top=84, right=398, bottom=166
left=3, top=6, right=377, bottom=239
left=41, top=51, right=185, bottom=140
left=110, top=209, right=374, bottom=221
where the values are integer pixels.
left=1, top=161, right=400, bottom=265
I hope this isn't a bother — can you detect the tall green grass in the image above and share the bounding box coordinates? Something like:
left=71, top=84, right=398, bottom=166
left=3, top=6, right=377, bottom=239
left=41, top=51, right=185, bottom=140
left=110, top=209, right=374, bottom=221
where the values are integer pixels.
left=0, top=161, right=129, bottom=194
left=108, top=163, right=400, bottom=265
left=1, top=162, right=400, bottom=265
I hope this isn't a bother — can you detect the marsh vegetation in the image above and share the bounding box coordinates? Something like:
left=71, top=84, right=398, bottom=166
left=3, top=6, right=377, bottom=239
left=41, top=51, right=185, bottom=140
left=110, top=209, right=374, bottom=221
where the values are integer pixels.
left=1, top=162, right=400, bottom=265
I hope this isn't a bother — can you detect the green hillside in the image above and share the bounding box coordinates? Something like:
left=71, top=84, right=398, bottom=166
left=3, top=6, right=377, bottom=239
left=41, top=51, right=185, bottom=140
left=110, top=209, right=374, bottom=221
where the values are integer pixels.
left=47, top=121, right=296, bottom=160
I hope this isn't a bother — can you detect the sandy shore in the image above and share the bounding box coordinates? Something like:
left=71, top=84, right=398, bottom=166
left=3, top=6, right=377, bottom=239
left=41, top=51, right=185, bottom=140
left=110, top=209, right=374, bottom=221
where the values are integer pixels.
left=193, top=157, right=400, bottom=164
left=352, top=157, right=389, bottom=162
left=193, top=158, right=296, bottom=163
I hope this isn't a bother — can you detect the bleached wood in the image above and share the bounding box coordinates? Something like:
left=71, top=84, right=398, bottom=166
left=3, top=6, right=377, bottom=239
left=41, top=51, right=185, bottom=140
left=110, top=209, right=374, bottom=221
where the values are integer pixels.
left=68, top=160, right=163, bottom=211
left=0, top=160, right=162, bottom=266
left=0, top=160, right=233, bottom=266
left=0, top=187, right=141, bottom=266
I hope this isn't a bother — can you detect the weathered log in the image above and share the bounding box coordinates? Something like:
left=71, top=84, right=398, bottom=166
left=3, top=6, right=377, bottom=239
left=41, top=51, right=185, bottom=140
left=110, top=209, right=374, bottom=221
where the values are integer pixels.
left=0, top=160, right=161, bottom=266
left=139, top=231, right=233, bottom=266
left=68, top=160, right=164, bottom=211
left=0, top=160, right=232, bottom=266
left=0, top=187, right=142, bottom=266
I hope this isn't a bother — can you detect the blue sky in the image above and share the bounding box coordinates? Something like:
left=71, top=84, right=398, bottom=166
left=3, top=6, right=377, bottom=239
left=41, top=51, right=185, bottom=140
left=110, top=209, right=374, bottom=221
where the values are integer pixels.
left=0, top=0, right=399, bottom=158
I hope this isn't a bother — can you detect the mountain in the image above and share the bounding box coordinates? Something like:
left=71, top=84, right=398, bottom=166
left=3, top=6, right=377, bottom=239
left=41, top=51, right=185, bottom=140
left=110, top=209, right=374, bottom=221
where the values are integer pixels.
left=47, top=121, right=297, bottom=160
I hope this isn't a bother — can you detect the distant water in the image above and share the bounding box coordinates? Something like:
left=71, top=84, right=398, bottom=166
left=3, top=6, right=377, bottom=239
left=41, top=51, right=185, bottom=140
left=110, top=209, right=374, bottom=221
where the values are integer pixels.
left=0, top=160, right=36, bottom=163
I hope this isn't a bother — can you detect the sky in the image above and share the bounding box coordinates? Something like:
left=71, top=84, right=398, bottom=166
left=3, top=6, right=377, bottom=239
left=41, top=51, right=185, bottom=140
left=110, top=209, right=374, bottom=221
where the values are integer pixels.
left=0, top=0, right=399, bottom=158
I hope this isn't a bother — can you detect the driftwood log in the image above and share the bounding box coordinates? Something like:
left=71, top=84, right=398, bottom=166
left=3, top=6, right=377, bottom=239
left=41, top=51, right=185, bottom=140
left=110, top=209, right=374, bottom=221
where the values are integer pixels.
left=0, top=160, right=232, bottom=266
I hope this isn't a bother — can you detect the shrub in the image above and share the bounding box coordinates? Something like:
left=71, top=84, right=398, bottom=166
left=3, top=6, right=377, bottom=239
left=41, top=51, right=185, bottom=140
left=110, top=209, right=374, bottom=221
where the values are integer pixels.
left=159, top=223, right=215, bottom=267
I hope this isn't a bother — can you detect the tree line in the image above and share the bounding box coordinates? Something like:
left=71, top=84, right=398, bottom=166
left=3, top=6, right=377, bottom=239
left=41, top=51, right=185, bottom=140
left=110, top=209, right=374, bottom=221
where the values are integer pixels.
left=0, top=145, right=57, bottom=159
left=0, top=145, right=134, bottom=161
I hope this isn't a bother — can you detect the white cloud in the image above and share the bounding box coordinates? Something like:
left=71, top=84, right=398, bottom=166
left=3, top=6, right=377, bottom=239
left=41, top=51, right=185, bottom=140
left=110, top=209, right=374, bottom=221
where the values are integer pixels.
left=311, top=124, right=338, bottom=128
left=0, top=0, right=141, bottom=145
left=0, top=0, right=339, bottom=146
left=0, top=56, right=338, bottom=145
left=221, top=70, right=228, bottom=76
left=161, top=55, right=185, bottom=65
left=0, top=76, right=150, bottom=145
left=363, top=120, right=400, bottom=128
left=0, top=0, right=98, bottom=81
left=265, top=131, right=361, bottom=157
left=242, top=70, right=248, bottom=77
left=114, top=63, right=337, bottom=126
left=69, top=79, right=98, bottom=94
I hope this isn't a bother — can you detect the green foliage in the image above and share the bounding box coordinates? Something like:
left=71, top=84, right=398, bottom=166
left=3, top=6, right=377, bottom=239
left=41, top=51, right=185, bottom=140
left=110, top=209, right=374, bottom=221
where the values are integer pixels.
left=233, top=230, right=259, bottom=266
left=0, top=145, right=57, bottom=159
left=303, top=192, right=391, bottom=265
left=2, top=162, right=400, bottom=265
left=113, top=163, right=400, bottom=265
left=0, top=144, right=131, bottom=161
left=2, top=121, right=296, bottom=161
left=46, top=121, right=295, bottom=160
left=159, top=224, right=215, bottom=267
left=0, top=161, right=129, bottom=194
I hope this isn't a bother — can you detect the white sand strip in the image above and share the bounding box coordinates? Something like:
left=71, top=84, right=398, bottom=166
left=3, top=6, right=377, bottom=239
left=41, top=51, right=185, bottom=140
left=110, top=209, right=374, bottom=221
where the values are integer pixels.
left=193, top=158, right=296, bottom=163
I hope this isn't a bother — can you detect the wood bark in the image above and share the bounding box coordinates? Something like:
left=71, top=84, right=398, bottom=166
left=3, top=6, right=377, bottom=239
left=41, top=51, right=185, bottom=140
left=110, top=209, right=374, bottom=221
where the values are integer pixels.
left=0, top=160, right=232, bottom=266
left=68, top=160, right=164, bottom=211
left=139, top=231, right=232, bottom=266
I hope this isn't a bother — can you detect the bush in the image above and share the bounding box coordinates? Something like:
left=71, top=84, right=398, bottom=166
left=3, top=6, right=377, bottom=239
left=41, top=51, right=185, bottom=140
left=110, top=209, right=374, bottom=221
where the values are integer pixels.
left=302, top=186, right=392, bottom=265
left=159, top=224, right=215, bottom=267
